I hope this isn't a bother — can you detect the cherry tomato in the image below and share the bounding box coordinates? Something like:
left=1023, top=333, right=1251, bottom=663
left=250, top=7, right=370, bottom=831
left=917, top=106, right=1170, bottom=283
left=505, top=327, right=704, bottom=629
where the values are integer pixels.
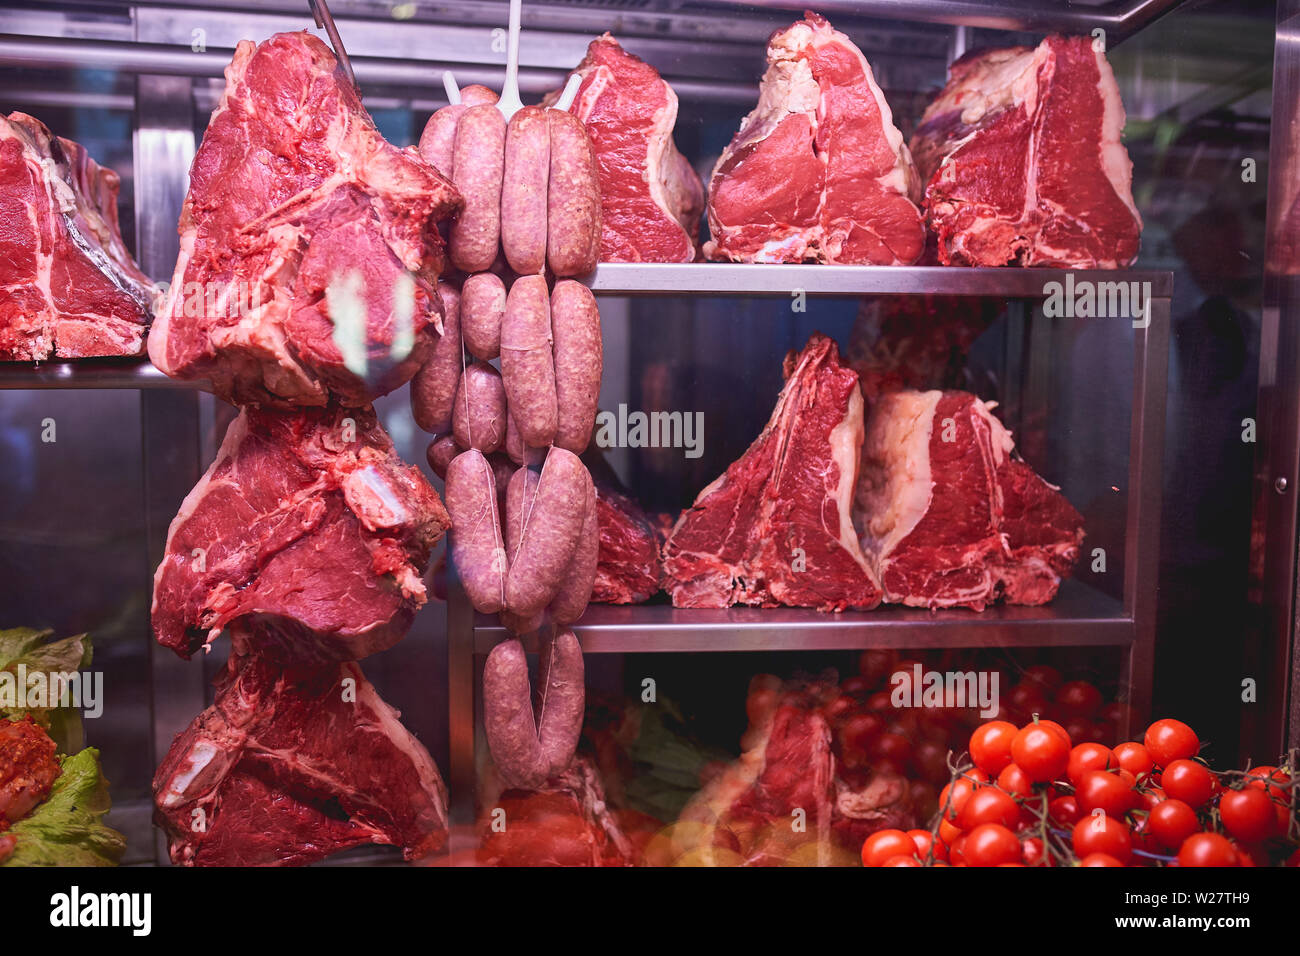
left=1006, top=684, right=1048, bottom=721
left=1063, top=717, right=1095, bottom=744
left=838, top=712, right=885, bottom=753
left=1113, top=742, right=1155, bottom=779
left=1036, top=719, right=1073, bottom=746
left=1139, top=787, right=1166, bottom=812
left=1177, top=832, right=1238, bottom=868
left=949, top=835, right=967, bottom=866
left=938, top=769, right=988, bottom=822
left=1144, top=719, right=1199, bottom=766
left=1067, top=743, right=1116, bottom=785
left=906, top=828, right=946, bottom=862
left=1012, top=722, right=1070, bottom=783
left=1075, top=770, right=1137, bottom=818
left=969, top=720, right=1018, bottom=776
left=958, top=787, right=1020, bottom=830
left=881, top=853, right=922, bottom=867
left=1049, top=794, right=1082, bottom=827
left=858, top=649, right=895, bottom=684
left=1021, top=836, right=1048, bottom=866
left=1056, top=681, right=1103, bottom=718
left=1219, top=788, right=1278, bottom=843
left=963, top=823, right=1022, bottom=867
left=1147, top=798, right=1199, bottom=850
left=861, top=829, right=915, bottom=867
left=1245, top=765, right=1292, bottom=833
left=997, top=763, right=1034, bottom=797
left=939, top=819, right=963, bottom=847
left=1162, top=759, right=1216, bottom=808
left=1072, top=813, right=1132, bottom=863
left=1079, top=852, right=1124, bottom=867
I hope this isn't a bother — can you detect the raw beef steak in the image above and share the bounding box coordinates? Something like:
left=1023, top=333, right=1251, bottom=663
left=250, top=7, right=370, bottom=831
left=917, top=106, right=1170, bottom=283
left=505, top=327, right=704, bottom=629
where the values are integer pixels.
left=855, top=390, right=1084, bottom=609
left=557, top=34, right=704, bottom=262
left=152, top=404, right=449, bottom=661
left=704, top=13, right=924, bottom=265
left=593, top=482, right=661, bottom=604
left=153, top=631, right=448, bottom=866
left=910, top=35, right=1142, bottom=268
left=661, top=333, right=881, bottom=610
left=0, top=112, right=153, bottom=360
left=149, top=32, right=462, bottom=406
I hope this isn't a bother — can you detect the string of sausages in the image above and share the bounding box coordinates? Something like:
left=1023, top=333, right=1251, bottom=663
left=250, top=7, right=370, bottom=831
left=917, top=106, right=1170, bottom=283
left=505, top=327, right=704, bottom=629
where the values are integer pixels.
left=411, top=84, right=603, bottom=790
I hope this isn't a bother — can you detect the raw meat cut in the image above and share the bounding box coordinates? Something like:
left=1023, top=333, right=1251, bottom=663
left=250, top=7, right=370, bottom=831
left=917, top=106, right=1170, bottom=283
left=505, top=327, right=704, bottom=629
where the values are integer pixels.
left=593, top=482, right=661, bottom=604
left=149, top=32, right=462, bottom=406
left=847, top=295, right=999, bottom=400
left=909, top=35, right=1142, bottom=268
left=153, top=630, right=448, bottom=866
left=704, top=13, right=924, bottom=265
left=0, top=112, right=153, bottom=360
left=0, top=716, right=60, bottom=826
left=661, top=333, right=881, bottom=610
left=556, top=34, right=704, bottom=262
left=152, top=403, right=449, bottom=661
left=679, top=675, right=914, bottom=865
left=855, top=390, right=1084, bottom=609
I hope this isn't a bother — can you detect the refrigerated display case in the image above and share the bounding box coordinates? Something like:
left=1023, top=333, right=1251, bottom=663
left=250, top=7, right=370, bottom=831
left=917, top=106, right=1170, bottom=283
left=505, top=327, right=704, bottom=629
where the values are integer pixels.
left=0, top=0, right=1293, bottom=868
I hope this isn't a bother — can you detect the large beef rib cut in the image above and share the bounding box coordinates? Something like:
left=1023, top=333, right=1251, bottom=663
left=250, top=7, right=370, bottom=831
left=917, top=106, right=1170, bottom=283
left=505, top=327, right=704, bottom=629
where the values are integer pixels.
left=153, top=631, right=448, bottom=866
left=0, top=112, right=153, bottom=360
left=909, top=35, right=1142, bottom=268
left=149, top=32, right=462, bottom=406
left=556, top=34, right=704, bottom=262
left=855, top=390, right=1084, bottom=609
left=152, top=403, right=449, bottom=661
left=704, top=13, right=924, bottom=265
left=662, top=333, right=881, bottom=611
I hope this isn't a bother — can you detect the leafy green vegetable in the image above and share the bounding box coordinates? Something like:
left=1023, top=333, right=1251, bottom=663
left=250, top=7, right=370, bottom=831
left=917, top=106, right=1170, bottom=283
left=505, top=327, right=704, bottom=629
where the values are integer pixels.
left=0, top=627, right=92, bottom=753
left=621, top=699, right=731, bottom=821
left=2, top=748, right=125, bottom=867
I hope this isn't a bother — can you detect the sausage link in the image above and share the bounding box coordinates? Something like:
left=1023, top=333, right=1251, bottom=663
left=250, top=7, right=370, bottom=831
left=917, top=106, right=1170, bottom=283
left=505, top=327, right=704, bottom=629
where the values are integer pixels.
left=452, top=360, right=507, bottom=454
left=504, top=449, right=590, bottom=618
left=410, top=281, right=462, bottom=434
left=460, top=272, right=506, bottom=360
left=550, top=280, right=603, bottom=454
left=545, top=110, right=601, bottom=277
left=501, top=106, right=549, bottom=276
left=547, top=480, right=598, bottom=626
left=425, top=433, right=461, bottom=480
left=499, top=274, right=557, bottom=447
left=537, top=629, right=585, bottom=775
left=417, top=104, right=466, bottom=179
left=449, top=104, right=506, bottom=274
left=444, top=449, right=507, bottom=614
left=504, top=465, right=541, bottom=567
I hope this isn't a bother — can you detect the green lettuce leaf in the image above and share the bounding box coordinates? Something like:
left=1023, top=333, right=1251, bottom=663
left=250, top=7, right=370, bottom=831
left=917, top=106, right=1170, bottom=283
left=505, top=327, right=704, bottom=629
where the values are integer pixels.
left=2, top=748, right=125, bottom=867
left=0, top=627, right=92, bottom=752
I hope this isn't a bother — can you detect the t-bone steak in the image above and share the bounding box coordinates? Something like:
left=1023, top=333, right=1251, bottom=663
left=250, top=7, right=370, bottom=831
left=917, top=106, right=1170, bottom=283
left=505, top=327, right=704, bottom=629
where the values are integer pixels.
left=704, top=12, right=924, bottom=265
left=556, top=34, right=704, bottom=262
left=149, top=32, right=463, bottom=406
left=152, top=403, right=450, bottom=661
left=855, top=390, right=1084, bottom=609
left=153, top=630, right=449, bottom=866
left=909, top=35, right=1142, bottom=268
left=661, top=333, right=881, bottom=610
left=0, top=112, right=153, bottom=360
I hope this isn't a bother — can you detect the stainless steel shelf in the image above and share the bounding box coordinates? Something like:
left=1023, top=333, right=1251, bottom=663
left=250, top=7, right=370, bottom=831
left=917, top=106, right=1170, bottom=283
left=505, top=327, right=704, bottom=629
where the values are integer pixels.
left=585, top=263, right=1175, bottom=298
left=473, top=580, right=1131, bottom=653
left=0, top=356, right=206, bottom=390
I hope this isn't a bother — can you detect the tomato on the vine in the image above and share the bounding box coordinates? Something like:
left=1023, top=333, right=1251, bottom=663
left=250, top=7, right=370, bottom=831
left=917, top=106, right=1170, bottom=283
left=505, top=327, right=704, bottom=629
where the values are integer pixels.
left=938, top=768, right=988, bottom=821
left=1075, top=769, right=1137, bottom=818
left=1162, top=759, right=1216, bottom=808
left=1144, top=719, right=1199, bottom=766
left=1012, top=722, right=1071, bottom=783
left=1072, top=814, right=1132, bottom=863
left=1067, top=743, right=1116, bottom=785
left=881, top=853, right=921, bottom=867
left=1113, top=741, right=1155, bottom=778
left=997, top=762, right=1034, bottom=797
left=906, top=828, right=946, bottom=862
left=957, top=787, right=1020, bottom=830
left=1147, top=798, right=1199, bottom=850
left=969, top=720, right=1018, bottom=776
left=963, top=823, right=1022, bottom=866
left=1049, top=794, right=1082, bottom=827
left=861, top=829, right=915, bottom=867
left=1219, top=788, right=1278, bottom=843
left=1177, top=832, right=1238, bottom=868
